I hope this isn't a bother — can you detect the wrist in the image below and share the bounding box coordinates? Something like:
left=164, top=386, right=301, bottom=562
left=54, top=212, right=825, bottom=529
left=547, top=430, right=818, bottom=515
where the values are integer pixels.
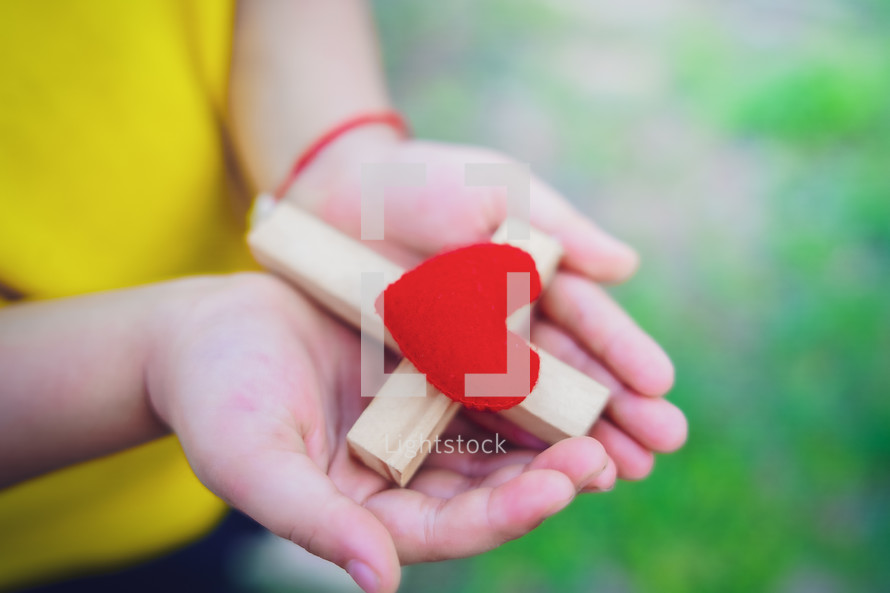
left=291, top=125, right=402, bottom=207
left=276, top=112, right=409, bottom=210
left=142, top=276, right=231, bottom=429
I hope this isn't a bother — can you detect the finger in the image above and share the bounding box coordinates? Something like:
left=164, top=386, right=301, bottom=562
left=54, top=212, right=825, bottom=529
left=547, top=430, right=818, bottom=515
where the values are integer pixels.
left=427, top=434, right=608, bottom=482
left=524, top=437, right=613, bottom=491
left=531, top=317, right=616, bottom=387
left=415, top=436, right=611, bottom=498
left=184, top=411, right=399, bottom=593
left=168, top=320, right=402, bottom=593
left=582, top=455, right=618, bottom=492
left=591, top=419, right=655, bottom=481
left=365, top=469, right=577, bottom=564
left=257, top=456, right=400, bottom=593
left=366, top=440, right=610, bottom=562
left=528, top=177, right=639, bottom=283
left=532, top=318, right=686, bottom=450
left=607, top=391, right=688, bottom=453
left=539, top=273, right=675, bottom=397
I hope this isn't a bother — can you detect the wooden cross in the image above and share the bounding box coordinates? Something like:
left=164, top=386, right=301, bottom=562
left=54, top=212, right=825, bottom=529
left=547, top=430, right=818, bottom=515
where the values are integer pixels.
left=248, top=201, right=610, bottom=486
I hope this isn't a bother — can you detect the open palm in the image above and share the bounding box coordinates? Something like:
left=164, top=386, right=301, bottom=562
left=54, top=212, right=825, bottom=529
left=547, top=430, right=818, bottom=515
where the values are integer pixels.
left=149, top=274, right=619, bottom=593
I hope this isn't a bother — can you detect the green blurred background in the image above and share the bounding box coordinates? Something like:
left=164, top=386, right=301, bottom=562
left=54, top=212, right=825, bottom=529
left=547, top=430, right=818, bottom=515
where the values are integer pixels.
left=371, top=0, right=890, bottom=591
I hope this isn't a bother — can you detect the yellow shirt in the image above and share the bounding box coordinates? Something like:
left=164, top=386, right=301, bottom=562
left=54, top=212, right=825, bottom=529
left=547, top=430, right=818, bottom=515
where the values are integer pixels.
left=0, top=1, right=255, bottom=587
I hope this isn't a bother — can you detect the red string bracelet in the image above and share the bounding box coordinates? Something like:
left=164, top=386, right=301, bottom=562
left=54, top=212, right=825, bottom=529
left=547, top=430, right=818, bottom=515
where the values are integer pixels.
left=273, top=111, right=410, bottom=200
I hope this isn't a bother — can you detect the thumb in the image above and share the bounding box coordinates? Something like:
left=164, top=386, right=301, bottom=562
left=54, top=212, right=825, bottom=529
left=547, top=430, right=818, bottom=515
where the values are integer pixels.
left=208, top=446, right=401, bottom=593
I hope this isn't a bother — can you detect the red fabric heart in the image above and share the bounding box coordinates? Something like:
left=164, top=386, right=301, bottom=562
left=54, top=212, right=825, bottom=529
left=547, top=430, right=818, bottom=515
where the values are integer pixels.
left=376, top=243, right=542, bottom=411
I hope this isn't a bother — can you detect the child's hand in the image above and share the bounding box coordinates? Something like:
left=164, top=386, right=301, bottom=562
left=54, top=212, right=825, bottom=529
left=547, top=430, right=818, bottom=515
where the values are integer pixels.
left=287, top=131, right=688, bottom=481
left=147, top=274, right=616, bottom=593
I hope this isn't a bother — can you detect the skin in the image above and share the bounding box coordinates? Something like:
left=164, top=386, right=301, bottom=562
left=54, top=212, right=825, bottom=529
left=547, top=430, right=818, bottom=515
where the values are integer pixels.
left=0, top=269, right=683, bottom=593
left=0, top=2, right=687, bottom=593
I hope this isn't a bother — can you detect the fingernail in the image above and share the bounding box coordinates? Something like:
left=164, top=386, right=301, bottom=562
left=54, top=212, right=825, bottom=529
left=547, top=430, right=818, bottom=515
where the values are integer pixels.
left=346, top=560, right=380, bottom=593
left=577, top=461, right=609, bottom=491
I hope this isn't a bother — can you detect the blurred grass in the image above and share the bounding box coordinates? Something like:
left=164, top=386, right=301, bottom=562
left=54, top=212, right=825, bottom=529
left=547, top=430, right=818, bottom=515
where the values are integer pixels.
left=373, top=0, right=890, bottom=592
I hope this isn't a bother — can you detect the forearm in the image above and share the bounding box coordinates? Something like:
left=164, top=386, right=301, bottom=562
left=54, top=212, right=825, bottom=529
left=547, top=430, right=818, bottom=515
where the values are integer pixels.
left=0, top=282, right=190, bottom=486
left=229, top=0, right=393, bottom=192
